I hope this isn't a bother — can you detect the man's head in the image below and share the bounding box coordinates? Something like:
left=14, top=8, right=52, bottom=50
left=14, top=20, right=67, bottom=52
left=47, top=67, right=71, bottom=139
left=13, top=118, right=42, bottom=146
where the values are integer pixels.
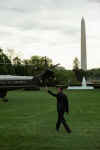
left=58, top=87, right=63, bottom=93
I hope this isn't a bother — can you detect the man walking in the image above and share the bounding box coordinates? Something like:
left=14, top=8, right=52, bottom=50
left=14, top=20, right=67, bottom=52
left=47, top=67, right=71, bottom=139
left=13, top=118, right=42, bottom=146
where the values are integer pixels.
left=46, top=87, right=71, bottom=133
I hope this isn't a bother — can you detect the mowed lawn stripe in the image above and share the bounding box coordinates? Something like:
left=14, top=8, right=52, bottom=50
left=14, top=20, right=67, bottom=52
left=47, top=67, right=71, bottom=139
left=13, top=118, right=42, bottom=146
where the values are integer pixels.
left=0, top=89, right=100, bottom=150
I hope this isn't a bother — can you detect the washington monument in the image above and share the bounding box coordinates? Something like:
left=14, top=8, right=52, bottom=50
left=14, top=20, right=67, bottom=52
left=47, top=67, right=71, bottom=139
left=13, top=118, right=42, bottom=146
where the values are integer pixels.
left=81, top=17, right=87, bottom=71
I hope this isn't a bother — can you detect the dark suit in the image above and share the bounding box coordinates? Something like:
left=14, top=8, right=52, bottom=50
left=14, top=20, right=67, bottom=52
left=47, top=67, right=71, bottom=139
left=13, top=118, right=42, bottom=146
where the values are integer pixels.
left=48, top=90, right=71, bottom=133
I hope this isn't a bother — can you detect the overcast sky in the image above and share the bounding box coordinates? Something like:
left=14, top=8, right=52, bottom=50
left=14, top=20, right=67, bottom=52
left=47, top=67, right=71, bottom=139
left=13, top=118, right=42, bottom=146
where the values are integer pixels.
left=0, top=0, right=100, bottom=69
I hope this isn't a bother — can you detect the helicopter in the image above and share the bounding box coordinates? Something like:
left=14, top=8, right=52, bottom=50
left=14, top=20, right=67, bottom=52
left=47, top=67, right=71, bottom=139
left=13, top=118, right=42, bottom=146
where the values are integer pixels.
left=0, top=57, right=59, bottom=101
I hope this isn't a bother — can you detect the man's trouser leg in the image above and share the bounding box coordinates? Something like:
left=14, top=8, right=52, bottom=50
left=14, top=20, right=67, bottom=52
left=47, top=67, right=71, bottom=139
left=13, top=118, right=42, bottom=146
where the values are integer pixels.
left=56, top=112, right=62, bottom=131
left=56, top=112, right=71, bottom=133
left=62, top=115, right=71, bottom=133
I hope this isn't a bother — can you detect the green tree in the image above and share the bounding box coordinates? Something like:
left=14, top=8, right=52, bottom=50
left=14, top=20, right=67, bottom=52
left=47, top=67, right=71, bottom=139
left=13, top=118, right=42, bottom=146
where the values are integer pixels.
left=54, top=66, right=77, bottom=86
left=12, top=57, right=25, bottom=75
left=0, top=48, right=12, bottom=74
left=73, top=57, right=80, bottom=70
left=13, top=57, right=22, bottom=65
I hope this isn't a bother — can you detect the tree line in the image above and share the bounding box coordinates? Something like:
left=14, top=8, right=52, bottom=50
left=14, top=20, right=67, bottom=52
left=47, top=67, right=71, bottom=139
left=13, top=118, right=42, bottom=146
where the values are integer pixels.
left=0, top=48, right=100, bottom=85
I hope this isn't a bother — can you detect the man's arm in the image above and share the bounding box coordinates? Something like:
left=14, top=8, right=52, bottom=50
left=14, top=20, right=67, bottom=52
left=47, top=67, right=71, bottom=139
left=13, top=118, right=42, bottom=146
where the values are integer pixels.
left=45, top=87, right=57, bottom=97
left=48, top=90, right=57, bottom=97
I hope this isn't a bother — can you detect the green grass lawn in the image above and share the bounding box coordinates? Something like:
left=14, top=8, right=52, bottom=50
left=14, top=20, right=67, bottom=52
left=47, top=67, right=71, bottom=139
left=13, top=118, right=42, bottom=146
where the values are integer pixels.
left=0, top=88, right=100, bottom=150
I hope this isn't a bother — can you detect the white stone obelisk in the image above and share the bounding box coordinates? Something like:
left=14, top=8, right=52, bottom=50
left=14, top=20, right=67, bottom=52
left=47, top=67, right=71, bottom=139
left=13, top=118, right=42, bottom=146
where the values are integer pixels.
left=68, top=17, right=94, bottom=90
left=81, top=17, right=87, bottom=71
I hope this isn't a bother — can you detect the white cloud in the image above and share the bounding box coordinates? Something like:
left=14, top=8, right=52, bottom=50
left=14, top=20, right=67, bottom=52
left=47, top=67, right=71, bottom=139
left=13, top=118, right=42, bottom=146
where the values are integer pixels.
left=0, top=0, right=100, bottom=69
